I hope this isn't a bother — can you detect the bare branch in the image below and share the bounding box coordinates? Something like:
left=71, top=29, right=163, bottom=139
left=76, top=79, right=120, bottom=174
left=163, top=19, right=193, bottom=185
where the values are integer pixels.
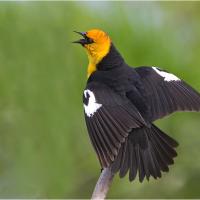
left=91, top=167, right=115, bottom=200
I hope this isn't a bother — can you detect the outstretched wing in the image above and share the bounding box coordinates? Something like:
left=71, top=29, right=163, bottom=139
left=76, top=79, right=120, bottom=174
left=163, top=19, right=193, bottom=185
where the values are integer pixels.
left=83, top=82, right=147, bottom=168
left=135, top=66, right=200, bottom=121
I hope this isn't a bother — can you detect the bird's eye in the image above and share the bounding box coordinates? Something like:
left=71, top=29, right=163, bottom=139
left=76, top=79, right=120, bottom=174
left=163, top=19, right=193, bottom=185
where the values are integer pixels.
left=86, top=37, right=94, bottom=44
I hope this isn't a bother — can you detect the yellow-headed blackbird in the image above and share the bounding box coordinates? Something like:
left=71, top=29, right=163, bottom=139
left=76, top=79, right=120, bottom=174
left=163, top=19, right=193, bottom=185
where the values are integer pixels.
left=74, top=29, right=200, bottom=182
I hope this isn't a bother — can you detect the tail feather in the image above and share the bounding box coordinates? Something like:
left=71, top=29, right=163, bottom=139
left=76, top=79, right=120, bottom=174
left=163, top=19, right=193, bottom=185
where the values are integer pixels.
left=111, top=124, right=178, bottom=182
left=130, top=144, right=139, bottom=181
left=119, top=140, right=129, bottom=177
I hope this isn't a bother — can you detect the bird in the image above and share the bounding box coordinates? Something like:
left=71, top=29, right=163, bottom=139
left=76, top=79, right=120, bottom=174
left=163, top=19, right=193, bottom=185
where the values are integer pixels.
left=73, top=29, right=200, bottom=182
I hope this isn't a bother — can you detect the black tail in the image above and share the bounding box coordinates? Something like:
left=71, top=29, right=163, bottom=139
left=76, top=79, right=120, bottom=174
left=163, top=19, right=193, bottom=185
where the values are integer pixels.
left=111, top=124, right=178, bottom=182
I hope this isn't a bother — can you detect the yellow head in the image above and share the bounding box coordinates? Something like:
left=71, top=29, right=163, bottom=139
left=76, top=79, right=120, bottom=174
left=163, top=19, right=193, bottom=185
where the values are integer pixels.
left=73, top=29, right=111, bottom=78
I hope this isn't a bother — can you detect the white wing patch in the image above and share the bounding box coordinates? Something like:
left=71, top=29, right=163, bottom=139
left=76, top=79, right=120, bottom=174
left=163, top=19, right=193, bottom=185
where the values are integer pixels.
left=152, top=67, right=180, bottom=82
left=83, top=89, right=102, bottom=117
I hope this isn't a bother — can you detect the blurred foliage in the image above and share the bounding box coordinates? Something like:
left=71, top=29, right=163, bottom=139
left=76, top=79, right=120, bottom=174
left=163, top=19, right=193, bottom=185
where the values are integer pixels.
left=0, top=1, right=200, bottom=198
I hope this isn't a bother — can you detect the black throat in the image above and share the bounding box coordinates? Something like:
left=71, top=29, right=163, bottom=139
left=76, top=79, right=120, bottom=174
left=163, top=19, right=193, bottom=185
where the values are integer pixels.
left=97, top=43, right=125, bottom=70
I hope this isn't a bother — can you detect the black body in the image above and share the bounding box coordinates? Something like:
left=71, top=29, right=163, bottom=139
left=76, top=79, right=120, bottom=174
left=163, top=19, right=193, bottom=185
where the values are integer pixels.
left=83, top=43, right=200, bottom=182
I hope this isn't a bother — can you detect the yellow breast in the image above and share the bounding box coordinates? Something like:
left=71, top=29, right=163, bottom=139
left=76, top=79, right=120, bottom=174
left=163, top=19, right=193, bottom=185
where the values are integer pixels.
left=85, top=36, right=111, bottom=78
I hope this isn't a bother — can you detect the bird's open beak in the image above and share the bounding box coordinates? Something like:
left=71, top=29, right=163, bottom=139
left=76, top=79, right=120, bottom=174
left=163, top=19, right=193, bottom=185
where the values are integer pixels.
left=73, top=31, right=87, bottom=45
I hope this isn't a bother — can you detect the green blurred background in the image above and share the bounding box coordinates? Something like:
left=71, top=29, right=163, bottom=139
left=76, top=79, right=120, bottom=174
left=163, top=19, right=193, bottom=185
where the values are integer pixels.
left=0, top=1, right=200, bottom=198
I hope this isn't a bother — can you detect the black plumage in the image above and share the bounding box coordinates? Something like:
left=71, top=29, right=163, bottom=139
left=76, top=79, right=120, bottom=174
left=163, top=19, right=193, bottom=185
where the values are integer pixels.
left=83, top=43, right=200, bottom=182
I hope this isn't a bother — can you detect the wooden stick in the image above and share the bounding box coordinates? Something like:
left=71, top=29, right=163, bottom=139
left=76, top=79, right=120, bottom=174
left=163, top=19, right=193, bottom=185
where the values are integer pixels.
left=91, top=167, right=115, bottom=200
